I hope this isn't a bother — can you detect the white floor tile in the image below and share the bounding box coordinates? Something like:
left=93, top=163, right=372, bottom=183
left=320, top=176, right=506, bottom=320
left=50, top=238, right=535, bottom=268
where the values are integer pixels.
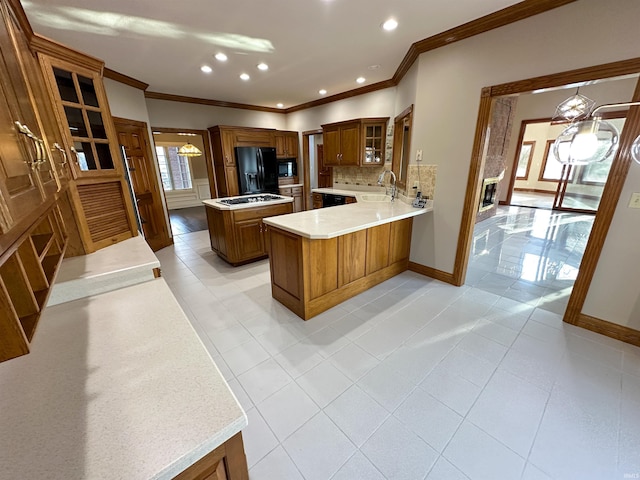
left=324, top=385, right=389, bottom=447
left=283, top=412, right=356, bottom=480
left=274, top=341, right=324, bottom=378
left=456, top=331, right=508, bottom=365
left=304, top=325, right=350, bottom=358
left=361, top=416, right=438, bottom=480
left=257, top=382, right=319, bottom=441
left=249, top=446, right=303, bottom=480
left=329, top=342, right=380, bottom=382
left=295, top=360, right=352, bottom=408
left=467, top=369, right=549, bottom=457
left=420, top=366, right=482, bottom=416
left=425, top=456, right=470, bottom=480
left=435, top=347, right=497, bottom=388
left=330, top=451, right=385, bottom=480
left=242, top=408, right=279, bottom=468
left=394, top=387, right=463, bottom=452
left=255, top=324, right=300, bottom=356
left=237, top=358, right=292, bottom=405
left=443, top=421, right=525, bottom=480
left=208, top=322, right=253, bottom=353
left=225, top=378, right=253, bottom=412
left=222, top=338, right=270, bottom=376
left=522, top=463, right=554, bottom=480
left=357, top=363, right=415, bottom=411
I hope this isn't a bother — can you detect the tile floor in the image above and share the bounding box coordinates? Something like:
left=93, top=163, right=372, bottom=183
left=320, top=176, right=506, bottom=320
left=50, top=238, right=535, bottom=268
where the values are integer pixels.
left=155, top=205, right=640, bottom=480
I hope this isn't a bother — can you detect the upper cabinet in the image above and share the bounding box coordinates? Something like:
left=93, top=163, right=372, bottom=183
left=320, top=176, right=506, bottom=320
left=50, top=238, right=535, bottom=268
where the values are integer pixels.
left=321, top=117, right=388, bottom=167
left=274, top=131, right=299, bottom=158
left=39, top=57, right=120, bottom=179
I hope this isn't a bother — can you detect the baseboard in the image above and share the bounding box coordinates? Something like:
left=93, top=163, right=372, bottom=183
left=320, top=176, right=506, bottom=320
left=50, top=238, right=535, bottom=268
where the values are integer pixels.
left=571, top=313, right=640, bottom=347
left=408, top=261, right=456, bottom=285
left=513, top=188, right=555, bottom=195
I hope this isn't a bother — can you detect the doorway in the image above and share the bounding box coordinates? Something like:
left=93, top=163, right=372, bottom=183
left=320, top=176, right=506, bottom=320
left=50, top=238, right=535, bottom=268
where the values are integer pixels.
left=113, top=117, right=172, bottom=251
left=150, top=128, right=214, bottom=236
left=302, top=129, right=324, bottom=209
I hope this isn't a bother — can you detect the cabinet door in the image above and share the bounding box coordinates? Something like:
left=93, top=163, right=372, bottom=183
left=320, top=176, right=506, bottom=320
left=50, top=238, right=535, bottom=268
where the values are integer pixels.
left=323, top=127, right=341, bottom=166
left=285, top=132, right=298, bottom=157
left=235, top=219, right=264, bottom=260
left=362, top=122, right=385, bottom=166
left=221, top=130, right=235, bottom=166
left=274, top=133, right=286, bottom=157
left=365, top=223, right=390, bottom=274
left=389, top=218, right=412, bottom=264
left=292, top=187, right=303, bottom=212
left=312, top=193, right=323, bottom=209
left=339, top=123, right=360, bottom=166
left=225, top=166, right=239, bottom=197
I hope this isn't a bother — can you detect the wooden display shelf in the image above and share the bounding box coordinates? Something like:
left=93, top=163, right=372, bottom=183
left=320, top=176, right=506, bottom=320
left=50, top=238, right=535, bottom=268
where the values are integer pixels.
left=0, top=204, right=68, bottom=363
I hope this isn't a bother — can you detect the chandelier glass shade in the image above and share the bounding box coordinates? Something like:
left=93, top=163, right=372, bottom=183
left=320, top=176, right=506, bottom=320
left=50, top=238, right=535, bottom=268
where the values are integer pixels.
left=177, top=143, right=202, bottom=157
left=553, top=91, right=595, bottom=121
left=552, top=118, right=619, bottom=165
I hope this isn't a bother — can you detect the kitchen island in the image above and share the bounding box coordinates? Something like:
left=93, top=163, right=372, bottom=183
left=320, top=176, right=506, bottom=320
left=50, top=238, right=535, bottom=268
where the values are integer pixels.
left=263, top=200, right=432, bottom=319
left=204, top=194, right=294, bottom=266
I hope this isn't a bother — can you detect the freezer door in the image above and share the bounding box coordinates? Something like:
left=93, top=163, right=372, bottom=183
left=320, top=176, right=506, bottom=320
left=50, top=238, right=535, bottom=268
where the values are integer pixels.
left=259, top=147, right=279, bottom=194
left=235, top=146, right=260, bottom=194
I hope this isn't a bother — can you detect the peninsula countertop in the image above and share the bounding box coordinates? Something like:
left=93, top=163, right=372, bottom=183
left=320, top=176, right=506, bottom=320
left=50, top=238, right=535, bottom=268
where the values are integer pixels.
left=263, top=199, right=433, bottom=239
left=0, top=278, right=247, bottom=480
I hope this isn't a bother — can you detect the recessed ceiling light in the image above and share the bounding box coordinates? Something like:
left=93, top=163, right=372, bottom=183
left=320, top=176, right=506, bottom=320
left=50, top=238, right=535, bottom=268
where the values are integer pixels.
left=257, top=63, right=269, bottom=71
left=152, top=131, right=161, bottom=135
left=240, top=73, right=250, bottom=81
left=368, top=64, right=380, bottom=70
left=277, top=103, right=284, bottom=108
left=319, top=89, right=327, bottom=95
left=356, top=77, right=366, bottom=84
left=215, top=53, right=228, bottom=61
left=200, top=65, right=213, bottom=73
left=382, top=18, right=398, bottom=31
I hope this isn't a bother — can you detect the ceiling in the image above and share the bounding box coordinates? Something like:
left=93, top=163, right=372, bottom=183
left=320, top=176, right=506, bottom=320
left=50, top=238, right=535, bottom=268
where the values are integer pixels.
left=22, top=0, right=524, bottom=109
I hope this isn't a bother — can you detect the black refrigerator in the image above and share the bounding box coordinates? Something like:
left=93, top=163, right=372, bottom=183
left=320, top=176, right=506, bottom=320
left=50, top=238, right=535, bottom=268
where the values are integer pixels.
left=235, top=146, right=279, bottom=195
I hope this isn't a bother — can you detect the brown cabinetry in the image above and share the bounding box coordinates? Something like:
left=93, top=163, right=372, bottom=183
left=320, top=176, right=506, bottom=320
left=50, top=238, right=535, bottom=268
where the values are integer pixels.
left=312, top=193, right=323, bottom=209
left=268, top=217, right=413, bottom=319
left=279, top=185, right=304, bottom=212
left=274, top=131, right=298, bottom=158
left=205, top=202, right=293, bottom=265
left=322, top=118, right=389, bottom=167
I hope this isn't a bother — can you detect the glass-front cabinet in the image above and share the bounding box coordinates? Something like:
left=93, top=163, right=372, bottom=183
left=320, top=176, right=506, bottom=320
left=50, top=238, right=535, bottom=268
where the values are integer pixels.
left=40, top=58, right=118, bottom=178
left=362, top=120, right=385, bottom=166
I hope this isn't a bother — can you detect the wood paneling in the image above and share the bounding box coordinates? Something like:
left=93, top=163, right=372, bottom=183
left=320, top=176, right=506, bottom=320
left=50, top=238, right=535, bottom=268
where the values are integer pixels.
left=307, top=237, right=338, bottom=300
left=270, top=228, right=302, bottom=299
left=408, top=261, right=456, bottom=285
left=366, top=223, right=391, bottom=275
left=76, top=181, right=131, bottom=244
left=389, top=218, right=413, bottom=264
left=338, top=230, right=366, bottom=287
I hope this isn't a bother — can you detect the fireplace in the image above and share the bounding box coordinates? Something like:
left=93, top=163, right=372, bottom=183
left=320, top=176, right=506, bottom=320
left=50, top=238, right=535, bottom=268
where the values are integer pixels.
left=479, top=177, right=499, bottom=212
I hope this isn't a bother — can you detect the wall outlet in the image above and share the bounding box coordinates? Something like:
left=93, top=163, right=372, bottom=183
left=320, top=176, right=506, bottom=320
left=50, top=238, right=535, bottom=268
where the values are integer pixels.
left=416, top=149, right=423, bottom=162
left=629, top=192, right=640, bottom=209
left=413, top=181, right=420, bottom=189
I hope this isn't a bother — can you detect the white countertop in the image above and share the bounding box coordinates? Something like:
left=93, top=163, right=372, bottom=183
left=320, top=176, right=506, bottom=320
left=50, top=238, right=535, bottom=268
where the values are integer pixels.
left=312, top=187, right=358, bottom=197
left=0, top=279, right=247, bottom=480
left=280, top=183, right=303, bottom=188
left=263, top=200, right=433, bottom=239
left=48, top=234, right=160, bottom=306
left=203, top=194, right=294, bottom=211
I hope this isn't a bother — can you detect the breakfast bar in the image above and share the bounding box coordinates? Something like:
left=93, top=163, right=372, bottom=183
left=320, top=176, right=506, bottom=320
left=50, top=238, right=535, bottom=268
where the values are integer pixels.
left=263, top=200, right=432, bottom=319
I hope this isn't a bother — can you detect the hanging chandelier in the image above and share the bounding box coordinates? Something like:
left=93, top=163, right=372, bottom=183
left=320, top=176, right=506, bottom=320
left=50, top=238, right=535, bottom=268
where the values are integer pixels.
left=553, top=88, right=595, bottom=122
left=178, top=143, right=202, bottom=157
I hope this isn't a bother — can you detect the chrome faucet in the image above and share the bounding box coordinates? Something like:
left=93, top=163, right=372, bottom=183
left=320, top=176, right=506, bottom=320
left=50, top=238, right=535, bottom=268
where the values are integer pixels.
left=377, top=170, right=397, bottom=202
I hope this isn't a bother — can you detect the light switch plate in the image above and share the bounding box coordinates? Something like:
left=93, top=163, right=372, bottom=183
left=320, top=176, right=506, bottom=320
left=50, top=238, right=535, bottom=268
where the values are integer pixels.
left=416, top=149, right=423, bottom=162
left=629, top=193, right=640, bottom=208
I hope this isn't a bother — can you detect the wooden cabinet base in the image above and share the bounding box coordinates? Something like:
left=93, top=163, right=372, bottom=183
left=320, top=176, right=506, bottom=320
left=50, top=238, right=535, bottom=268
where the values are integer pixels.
left=173, top=431, right=248, bottom=480
left=268, top=218, right=413, bottom=320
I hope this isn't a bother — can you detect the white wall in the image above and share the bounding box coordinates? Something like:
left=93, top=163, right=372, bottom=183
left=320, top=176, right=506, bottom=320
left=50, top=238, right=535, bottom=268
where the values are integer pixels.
left=145, top=99, right=286, bottom=130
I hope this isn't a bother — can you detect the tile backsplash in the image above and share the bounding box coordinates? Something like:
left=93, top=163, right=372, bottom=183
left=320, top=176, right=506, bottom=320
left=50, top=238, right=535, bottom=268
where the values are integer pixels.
left=333, top=164, right=437, bottom=200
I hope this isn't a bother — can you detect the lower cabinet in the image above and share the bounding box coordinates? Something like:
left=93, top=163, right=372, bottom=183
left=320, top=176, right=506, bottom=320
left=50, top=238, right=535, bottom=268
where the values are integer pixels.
left=268, top=217, right=413, bottom=319
left=205, top=203, right=293, bottom=265
left=312, top=193, right=323, bottom=209
left=279, top=186, right=304, bottom=213
left=173, top=432, right=248, bottom=480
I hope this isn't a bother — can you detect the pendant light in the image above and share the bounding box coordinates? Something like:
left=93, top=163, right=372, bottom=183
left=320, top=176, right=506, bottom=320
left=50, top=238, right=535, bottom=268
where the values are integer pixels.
left=552, top=101, right=640, bottom=165
left=553, top=88, right=595, bottom=121
left=177, top=143, right=202, bottom=157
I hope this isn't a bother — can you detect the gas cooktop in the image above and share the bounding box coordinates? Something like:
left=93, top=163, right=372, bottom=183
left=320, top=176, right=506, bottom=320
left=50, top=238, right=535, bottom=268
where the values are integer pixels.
left=218, top=194, right=283, bottom=205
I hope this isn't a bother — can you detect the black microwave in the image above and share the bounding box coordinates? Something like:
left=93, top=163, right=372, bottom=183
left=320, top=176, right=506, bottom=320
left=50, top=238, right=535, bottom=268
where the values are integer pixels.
left=278, top=158, right=297, bottom=177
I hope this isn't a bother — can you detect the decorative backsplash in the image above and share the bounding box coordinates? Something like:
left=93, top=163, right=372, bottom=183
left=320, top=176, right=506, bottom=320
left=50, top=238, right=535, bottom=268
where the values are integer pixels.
left=333, top=163, right=437, bottom=200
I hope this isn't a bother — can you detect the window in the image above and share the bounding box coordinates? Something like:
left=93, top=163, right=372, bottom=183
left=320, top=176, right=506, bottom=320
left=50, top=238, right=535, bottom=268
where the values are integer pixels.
left=155, top=146, right=193, bottom=191
left=515, top=141, right=535, bottom=179
left=539, top=140, right=574, bottom=182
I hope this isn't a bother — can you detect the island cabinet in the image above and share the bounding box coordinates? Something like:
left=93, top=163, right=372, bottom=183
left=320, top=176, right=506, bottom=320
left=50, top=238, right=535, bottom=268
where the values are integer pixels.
left=205, top=202, right=293, bottom=266
left=268, top=217, right=413, bottom=319
left=322, top=117, right=389, bottom=167
left=279, top=185, right=304, bottom=212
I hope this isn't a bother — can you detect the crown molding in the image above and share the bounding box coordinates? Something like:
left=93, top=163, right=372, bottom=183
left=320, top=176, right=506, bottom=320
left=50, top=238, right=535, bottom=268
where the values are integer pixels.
left=144, top=91, right=283, bottom=113
left=30, top=34, right=104, bottom=73
left=104, top=68, right=149, bottom=91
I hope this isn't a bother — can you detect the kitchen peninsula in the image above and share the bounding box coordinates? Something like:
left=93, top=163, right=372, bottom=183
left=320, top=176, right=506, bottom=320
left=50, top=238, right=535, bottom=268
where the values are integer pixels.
left=264, top=200, right=433, bottom=319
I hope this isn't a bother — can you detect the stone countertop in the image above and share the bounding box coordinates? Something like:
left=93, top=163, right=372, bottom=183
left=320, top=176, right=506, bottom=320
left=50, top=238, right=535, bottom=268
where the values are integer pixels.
left=0, top=278, right=247, bottom=480
left=279, top=183, right=303, bottom=188
left=263, top=200, right=433, bottom=239
left=311, top=187, right=359, bottom=197
left=48, top=235, right=160, bottom=306
left=203, top=194, right=294, bottom=211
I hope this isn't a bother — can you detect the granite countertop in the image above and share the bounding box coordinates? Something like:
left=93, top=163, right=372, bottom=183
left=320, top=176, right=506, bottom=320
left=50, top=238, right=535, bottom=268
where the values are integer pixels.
left=311, top=187, right=359, bottom=197
left=0, top=279, right=247, bottom=480
left=48, top=235, right=160, bottom=306
left=203, top=194, right=294, bottom=211
left=263, top=199, right=433, bottom=239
